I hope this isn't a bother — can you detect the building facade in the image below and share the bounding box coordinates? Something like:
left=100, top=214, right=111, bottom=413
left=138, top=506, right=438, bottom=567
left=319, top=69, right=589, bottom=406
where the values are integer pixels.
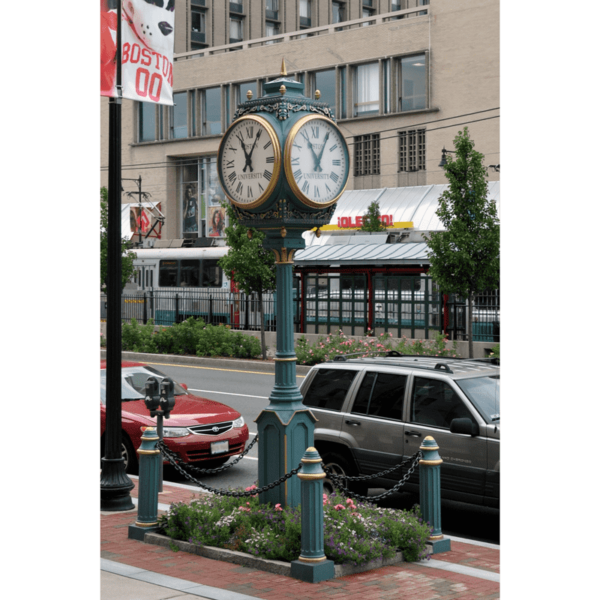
left=100, top=0, right=499, bottom=245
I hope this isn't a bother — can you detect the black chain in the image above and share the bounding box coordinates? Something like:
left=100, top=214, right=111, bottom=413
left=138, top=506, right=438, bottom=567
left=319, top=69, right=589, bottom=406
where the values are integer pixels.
left=160, top=434, right=259, bottom=476
left=158, top=439, right=302, bottom=497
left=323, top=450, right=423, bottom=502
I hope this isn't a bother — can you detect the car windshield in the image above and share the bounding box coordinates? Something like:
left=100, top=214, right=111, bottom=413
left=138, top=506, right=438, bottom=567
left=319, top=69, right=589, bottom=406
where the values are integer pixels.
left=456, top=375, right=500, bottom=424
left=100, top=366, right=189, bottom=405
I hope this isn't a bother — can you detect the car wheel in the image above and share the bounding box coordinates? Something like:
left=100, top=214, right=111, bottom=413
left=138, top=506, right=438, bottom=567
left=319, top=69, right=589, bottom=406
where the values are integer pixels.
left=322, top=453, right=367, bottom=497
left=121, top=435, right=138, bottom=475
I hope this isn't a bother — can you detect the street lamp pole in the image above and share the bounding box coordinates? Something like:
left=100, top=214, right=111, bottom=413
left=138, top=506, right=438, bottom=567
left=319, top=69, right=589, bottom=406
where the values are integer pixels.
left=101, top=0, right=134, bottom=511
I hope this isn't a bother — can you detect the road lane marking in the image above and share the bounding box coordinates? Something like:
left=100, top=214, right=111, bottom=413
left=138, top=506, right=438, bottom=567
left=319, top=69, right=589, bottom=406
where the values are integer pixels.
left=140, top=361, right=306, bottom=378
left=189, top=388, right=269, bottom=400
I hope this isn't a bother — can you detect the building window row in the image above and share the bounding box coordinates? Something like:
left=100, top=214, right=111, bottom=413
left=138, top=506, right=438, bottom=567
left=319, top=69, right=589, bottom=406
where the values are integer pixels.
left=137, top=53, right=427, bottom=144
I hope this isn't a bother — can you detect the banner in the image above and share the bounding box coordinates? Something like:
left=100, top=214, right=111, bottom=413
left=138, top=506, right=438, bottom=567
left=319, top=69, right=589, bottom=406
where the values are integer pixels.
left=101, top=1, right=175, bottom=105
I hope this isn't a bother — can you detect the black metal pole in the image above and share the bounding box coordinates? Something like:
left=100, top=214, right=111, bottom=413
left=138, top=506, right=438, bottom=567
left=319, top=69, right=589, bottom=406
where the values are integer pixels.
left=101, top=0, right=134, bottom=511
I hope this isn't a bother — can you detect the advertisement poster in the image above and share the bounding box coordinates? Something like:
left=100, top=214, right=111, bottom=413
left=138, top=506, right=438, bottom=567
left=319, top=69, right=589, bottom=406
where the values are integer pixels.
left=182, top=184, right=199, bottom=234
left=128, top=203, right=163, bottom=239
left=101, top=0, right=175, bottom=105
left=208, top=206, right=226, bottom=238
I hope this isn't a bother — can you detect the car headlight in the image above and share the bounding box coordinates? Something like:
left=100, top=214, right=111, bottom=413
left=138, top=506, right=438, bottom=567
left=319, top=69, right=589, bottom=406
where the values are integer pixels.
left=162, top=427, right=190, bottom=438
left=232, top=416, right=245, bottom=428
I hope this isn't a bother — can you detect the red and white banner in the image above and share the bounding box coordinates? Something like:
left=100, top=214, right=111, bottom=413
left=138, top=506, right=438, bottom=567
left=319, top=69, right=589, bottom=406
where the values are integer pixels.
left=101, top=1, right=175, bottom=105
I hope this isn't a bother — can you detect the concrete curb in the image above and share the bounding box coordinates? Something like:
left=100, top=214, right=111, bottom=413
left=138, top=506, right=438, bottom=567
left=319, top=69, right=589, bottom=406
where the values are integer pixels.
left=144, top=532, right=405, bottom=579
left=100, top=349, right=312, bottom=376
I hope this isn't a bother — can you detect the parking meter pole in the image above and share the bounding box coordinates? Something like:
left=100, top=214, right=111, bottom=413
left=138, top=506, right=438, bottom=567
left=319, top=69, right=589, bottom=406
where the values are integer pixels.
left=157, top=413, right=164, bottom=493
left=128, top=427, right=161, bottom=541
left=419, top=436, right=451, bottom=554
left=291, top=447, right=335, bottom=583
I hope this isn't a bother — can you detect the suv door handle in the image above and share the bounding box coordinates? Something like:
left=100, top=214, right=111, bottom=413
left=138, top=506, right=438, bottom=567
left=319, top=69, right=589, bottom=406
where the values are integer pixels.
left=405, top=430, right=422, bottom=437
left=345, top=419, right=361, bottom=426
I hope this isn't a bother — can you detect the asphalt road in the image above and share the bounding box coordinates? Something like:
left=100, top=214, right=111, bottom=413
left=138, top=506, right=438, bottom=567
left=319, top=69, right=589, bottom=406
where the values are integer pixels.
left=148, top=360, right=499, bottom=545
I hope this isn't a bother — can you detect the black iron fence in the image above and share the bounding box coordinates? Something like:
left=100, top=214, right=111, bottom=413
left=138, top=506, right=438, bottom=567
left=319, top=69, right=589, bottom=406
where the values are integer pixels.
left=101, top=282, right=499, bottom=342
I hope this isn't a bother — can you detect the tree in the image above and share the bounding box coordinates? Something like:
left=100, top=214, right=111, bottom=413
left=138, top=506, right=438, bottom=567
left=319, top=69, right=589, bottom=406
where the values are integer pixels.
left=426, top=128, right=500, bottom=358
left=218, top=202, right=276, bottom=360
left=100, top=186, right=137, bottom=292
left=360, top=200, right=388, bottom=232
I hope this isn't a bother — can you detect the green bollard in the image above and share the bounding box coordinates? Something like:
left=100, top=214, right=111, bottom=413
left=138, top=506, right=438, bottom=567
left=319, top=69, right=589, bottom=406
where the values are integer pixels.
left=128, top=427, right=161, bottom=541
left=419, top=436, right=451, bottom=554
left=290, top=447, right=335, bottom=583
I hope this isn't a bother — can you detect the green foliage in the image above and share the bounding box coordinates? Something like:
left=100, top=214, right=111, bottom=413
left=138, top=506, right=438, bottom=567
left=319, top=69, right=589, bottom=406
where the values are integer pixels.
left=218, top=202, right=276, bottom=297
left=121, top=318, right=262, bottom=359
left=426, top=128, right=500, bottom=298
left=490, top=343, right=500, bottom=359
left=158, top=490, right=431, bottom=565
left=295, top=329, right=458, bottom=366
left=360, top=200, right=387, bottom=232
left=100, top=187, right=137, bottom=292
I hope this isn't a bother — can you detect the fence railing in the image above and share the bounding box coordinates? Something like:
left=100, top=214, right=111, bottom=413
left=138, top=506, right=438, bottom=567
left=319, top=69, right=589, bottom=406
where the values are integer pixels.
left=101, top=282, right=499, bottom=342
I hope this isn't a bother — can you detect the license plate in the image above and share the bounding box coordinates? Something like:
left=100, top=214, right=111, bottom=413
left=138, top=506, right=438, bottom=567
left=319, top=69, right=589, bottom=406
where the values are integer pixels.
left=211, top=441, right=229, bottom=455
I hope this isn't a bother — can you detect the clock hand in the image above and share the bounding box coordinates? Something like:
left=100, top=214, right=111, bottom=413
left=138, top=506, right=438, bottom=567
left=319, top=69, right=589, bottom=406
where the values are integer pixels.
left=314, top=132, right=330, bottom=172
left=236, top=133, right=253, bottom=173
left=246, top=129, right=262, bottom=173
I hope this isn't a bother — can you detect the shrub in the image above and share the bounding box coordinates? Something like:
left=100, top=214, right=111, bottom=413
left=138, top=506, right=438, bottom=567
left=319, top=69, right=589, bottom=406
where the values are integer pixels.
left=158, top=490, right=431, bottom=566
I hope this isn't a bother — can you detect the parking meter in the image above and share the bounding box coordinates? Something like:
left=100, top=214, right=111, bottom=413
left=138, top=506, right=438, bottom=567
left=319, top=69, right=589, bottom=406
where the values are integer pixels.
left=159, top=378, right=175, bottom=418
left=144, top=377, right=160, bottom=413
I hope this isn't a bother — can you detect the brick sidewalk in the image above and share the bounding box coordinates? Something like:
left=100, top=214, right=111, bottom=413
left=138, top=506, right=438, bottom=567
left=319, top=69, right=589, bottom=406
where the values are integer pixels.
left=101, top=480, right=499, bottom=599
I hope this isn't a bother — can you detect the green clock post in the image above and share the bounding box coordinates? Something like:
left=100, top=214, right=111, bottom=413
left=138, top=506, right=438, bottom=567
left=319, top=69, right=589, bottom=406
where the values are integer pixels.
left=217, top=60, right=349, bottom=507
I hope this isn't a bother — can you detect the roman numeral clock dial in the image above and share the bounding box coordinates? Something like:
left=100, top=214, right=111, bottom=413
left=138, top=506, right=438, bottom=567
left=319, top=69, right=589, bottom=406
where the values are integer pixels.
left=218, top=116, right=281, bottom=208
left=284, top=115, right=349, bottom=208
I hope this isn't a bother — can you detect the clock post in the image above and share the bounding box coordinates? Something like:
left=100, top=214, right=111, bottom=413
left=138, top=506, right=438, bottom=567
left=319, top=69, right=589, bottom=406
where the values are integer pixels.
left=217, top=60, right=349, bottom=507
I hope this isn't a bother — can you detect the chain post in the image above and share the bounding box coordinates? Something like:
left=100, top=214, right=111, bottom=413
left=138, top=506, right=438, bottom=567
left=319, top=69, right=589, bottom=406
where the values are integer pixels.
left=419, top=436, right=451, bottom=554
left=291, top=447, right=335, bottom=583
left=128, top=427, right=161, bottom=541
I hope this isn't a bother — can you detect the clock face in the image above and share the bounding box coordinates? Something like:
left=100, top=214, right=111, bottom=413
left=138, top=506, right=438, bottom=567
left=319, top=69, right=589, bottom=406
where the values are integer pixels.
left=285, top=115, right=349, bottom=207
left=218, top=116, right=281, bottom=208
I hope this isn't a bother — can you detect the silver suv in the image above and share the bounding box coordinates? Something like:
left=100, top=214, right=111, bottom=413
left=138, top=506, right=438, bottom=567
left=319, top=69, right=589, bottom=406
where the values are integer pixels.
left=299, top=354, right=500, bottom=508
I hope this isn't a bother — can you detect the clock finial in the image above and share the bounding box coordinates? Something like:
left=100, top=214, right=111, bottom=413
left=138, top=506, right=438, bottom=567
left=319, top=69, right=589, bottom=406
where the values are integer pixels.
left=280, top=58, right=287, bottom=77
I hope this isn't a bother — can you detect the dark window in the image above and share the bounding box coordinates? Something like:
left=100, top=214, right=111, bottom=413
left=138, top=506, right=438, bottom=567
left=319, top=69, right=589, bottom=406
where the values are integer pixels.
left=352, top=372, right=406, bottom=420
left=399, top=129, right=426, bottom=172
left=180, top=260, right=200, bottom=287
left=303, top=369, right=357, bottom=411
left=354, top=134, right=380, bottom=176
left=202, top=260, right=222, bottom=287
left=411, top=377, right=474, bottom=428
left=138, top=102, right=156, bottom=142
left=159, top=260, right=178, bottom=287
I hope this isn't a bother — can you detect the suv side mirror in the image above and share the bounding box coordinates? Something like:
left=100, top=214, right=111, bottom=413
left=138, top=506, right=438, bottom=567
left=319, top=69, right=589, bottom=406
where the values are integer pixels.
left=450, top=418, right=479, bottom=437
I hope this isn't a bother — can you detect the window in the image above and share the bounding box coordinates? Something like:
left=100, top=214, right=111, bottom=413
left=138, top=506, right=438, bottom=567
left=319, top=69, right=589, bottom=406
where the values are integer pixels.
left=351, top=372, right=406, bottom=420
left=180, top=260, right=201, bottom=287
left=314, top=69, right=336, bottom=112
left=418, top=0, right=429, bottom=16
left=362, top=6, right=374, bottom=26
left=159, top=260, right=178, bottom=287
left=138, top=102, right=156, bottom=142
left=332, top=2, right=345, bottom=23
left=171, top=92, right=188, bottom=139
left=235, top=81, right=257, bottom=106
left=400, top=54, right=426, bottom=111
left=265, top=21, right=280, bottom=43
left=411, top=377, right=474, bottom=429
left=354, top=134, right=380, bottom=176
left=191, top=7, right=206, bottom=47
left=266, top=0, right=278, bottom=20
left=230, top=0, right=243, bottom=13
left=230, top=17, right=243, bottom=42
left=203, top=87, right=222, bottom=135
left=398, top=129, right=426, bottom=172
left=202, top=260, right=222, bottom=287
left=354, top=62, right=379, bottom=116
left=303, top=369, right=357, bottom=411
left=300, top=0, right=311, bottom=27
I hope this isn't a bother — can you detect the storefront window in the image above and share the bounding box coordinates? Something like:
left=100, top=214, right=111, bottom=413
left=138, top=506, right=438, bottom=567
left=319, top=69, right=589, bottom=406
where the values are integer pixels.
left=177, top=157, right=227, bottom=238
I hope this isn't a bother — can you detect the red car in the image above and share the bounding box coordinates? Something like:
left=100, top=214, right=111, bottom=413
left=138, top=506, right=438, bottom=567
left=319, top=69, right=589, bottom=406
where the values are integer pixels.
left=100, top=361, right=249, bottom=474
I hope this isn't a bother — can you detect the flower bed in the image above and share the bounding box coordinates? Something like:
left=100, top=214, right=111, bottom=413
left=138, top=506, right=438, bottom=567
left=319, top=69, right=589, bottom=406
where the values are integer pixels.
left=296, top=329, right=458, bottom=366
left=157, top=489, right=432, bottom=566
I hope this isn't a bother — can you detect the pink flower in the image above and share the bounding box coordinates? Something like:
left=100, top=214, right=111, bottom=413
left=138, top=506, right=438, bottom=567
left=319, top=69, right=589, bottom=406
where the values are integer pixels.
left=245, top=485, right=257, bottom=491
left=334, top=504, right=346, bottom=511
left=274, top=503, right=283, bottom=511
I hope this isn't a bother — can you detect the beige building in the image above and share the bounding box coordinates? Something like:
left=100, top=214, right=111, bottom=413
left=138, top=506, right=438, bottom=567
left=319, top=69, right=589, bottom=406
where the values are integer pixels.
left=100, top=0, right=499, bottom=245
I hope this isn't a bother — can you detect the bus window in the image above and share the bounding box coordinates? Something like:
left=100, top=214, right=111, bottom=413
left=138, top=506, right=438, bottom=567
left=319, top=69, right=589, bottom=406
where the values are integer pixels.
left=180, top=260, right=200, bottom=287
left=202, top=260, right=222, bottom=287
left=159, top=260, right=178, bottom=287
